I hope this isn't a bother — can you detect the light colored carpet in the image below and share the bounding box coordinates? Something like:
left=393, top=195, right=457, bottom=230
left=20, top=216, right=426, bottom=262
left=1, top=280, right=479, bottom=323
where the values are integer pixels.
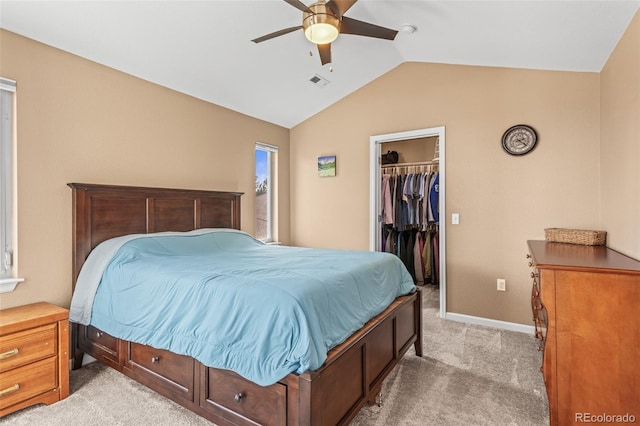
left=1, top=286, right=548, bottom=425
left=351, top=287, right=548, bottom=425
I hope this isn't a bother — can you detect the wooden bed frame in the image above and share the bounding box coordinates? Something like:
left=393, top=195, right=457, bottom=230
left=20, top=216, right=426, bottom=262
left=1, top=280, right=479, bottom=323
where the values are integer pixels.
left=69, top=183, right=422, bottom=426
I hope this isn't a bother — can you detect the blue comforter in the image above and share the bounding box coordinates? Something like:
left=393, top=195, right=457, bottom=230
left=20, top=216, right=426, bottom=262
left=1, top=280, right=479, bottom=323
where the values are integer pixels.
left=84, top=230, right=415, bottom=386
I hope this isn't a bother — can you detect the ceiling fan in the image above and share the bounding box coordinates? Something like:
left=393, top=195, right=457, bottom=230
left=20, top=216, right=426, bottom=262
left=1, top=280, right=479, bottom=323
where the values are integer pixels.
left=252, top=0, right=398, bottom=65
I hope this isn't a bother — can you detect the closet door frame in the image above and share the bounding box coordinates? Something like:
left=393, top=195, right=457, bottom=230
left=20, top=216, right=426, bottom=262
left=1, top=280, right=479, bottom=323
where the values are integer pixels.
left=369, top=126, right=446, bottom=318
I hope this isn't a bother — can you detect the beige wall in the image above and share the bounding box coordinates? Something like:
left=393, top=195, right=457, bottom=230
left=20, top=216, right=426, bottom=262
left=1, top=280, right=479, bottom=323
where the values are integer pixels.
left=600, top=10, right=640, bottom=259
left=0, top=30, right=290, bottom=310
left=290, top=62, right=601, bottom=325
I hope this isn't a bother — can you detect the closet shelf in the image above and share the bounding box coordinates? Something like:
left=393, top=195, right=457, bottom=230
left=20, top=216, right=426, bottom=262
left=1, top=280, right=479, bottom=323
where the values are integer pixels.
left=382, top=160, right=438, bottom=168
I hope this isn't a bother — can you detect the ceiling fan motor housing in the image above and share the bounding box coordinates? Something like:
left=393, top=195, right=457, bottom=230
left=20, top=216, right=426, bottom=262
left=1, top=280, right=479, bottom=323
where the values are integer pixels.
left=303, top=2, right=340, bottom=44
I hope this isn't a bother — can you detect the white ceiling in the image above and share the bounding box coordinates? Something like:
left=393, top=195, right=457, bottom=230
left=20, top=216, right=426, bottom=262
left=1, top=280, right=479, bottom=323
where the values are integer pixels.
left=1, top=1, right=638, bottom=128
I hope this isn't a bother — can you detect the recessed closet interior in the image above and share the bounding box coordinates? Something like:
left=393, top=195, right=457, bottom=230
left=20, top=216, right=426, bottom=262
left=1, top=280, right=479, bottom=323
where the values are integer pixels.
left=378, top=136, right=441, bottom=290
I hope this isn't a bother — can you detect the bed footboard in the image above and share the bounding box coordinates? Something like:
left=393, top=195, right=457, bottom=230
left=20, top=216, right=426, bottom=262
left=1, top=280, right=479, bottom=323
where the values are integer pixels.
left=298, top=287, right=421, bottom=425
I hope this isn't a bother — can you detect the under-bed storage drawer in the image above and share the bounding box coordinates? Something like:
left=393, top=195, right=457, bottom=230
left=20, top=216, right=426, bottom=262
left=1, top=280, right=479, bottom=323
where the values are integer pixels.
left=126, top=343, right=195, bottom=402
left=85, top=325, right=118, bottom=352
left=77, top=325, right=120, bottom=366
left=201, top=368, right=286, bottom=426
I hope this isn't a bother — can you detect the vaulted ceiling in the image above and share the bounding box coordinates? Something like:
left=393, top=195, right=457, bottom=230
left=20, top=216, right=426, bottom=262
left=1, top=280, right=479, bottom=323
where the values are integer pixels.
left=1, top=1, right=638, bottom=128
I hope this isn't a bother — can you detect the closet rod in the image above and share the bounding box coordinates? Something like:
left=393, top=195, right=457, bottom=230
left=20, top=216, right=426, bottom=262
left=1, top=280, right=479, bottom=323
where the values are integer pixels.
left=381, top=160, right=439, bottom=168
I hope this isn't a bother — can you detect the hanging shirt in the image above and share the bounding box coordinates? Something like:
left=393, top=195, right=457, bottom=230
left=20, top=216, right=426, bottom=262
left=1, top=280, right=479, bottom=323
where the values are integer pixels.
left=427, top=173, right=436, bottom=223
left=416, top=172, right=426, bottom=228
left=421, top=172, right=432, bottom=229
left=429, top=172, right=439, bottom=223
left=414, top=231, right=424, bottom=284
left=381, top=174, right=393, bottom=224
left=422, top=228, right=433, bottom=283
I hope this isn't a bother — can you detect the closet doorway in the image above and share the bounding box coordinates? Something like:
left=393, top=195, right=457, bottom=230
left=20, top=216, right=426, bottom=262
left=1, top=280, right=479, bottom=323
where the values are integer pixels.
left=369, top=127, right=446, bottom=318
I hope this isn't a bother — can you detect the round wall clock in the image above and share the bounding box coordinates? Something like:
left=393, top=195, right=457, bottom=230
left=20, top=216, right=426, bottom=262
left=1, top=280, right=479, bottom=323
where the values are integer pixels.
left=501, top=125, right=538, bottom=156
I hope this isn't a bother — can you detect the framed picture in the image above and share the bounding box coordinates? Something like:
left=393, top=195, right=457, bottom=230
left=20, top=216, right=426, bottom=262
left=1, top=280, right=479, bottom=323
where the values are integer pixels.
left=318, top=155, right=336, bottom=177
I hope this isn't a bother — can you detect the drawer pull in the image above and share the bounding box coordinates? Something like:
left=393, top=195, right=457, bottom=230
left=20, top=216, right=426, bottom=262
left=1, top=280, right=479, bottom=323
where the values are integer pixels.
left=96, top=331, right=103, bottom=338
left=0, top=384, right=20, bottom=397
left=526, top=254, right=531, bottom=259
left=234, top=392, right=244, bottom=402
left=151, top=356, right=160, bottom=364
left=0, top=348, right=19, bottom=360
left=528, top=261, right=534, bottom=267
left=531, top=272, right=539, bottom=278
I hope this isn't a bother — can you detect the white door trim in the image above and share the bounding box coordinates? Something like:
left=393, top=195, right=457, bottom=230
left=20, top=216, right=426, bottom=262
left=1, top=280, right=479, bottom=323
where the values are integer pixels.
left=369, top=126, right=446, bottom=318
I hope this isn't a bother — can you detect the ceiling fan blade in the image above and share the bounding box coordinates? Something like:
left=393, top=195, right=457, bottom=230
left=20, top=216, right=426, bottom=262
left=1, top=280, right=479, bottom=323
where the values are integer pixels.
left=317, top=43, right=332, bottom=65
left=340, top=16, right=398, bottom=40
left=326, top=0, right=358, bottom=17
left=252, top=26, right=303, bottom=43
left=284, top=0, right=313, bottom=13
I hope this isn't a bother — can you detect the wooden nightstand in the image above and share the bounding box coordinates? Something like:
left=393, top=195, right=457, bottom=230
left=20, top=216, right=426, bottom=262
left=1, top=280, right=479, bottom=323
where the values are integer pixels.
left=0, top=302, right=69, bottom=417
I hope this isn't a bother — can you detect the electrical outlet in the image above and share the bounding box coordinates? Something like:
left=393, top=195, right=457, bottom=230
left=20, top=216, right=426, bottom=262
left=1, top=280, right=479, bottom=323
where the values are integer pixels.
left=497, top=279, right=506, bottom=291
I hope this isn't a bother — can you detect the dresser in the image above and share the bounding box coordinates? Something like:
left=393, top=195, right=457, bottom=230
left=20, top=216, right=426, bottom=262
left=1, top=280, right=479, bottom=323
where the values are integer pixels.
left=0, top=302, right=69, bottom=417
left=527, top=241, right=640, bottom=426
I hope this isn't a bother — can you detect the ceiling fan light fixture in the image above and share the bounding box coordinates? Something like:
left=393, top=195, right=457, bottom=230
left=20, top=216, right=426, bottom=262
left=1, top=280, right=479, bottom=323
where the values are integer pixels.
left=303, top=2, right=340, bottom=45
left=304, top=21, right=339, bottom=44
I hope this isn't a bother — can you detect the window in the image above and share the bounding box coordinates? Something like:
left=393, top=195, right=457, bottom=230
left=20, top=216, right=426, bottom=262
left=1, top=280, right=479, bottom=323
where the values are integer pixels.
left=255, top=143, right=277, bottom=242
left=0, top=77, right=21, bottom=290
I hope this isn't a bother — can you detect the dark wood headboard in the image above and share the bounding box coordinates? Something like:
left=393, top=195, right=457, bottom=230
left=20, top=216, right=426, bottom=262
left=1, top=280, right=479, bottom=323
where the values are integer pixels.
left=68, top=183, right=242, bottom=288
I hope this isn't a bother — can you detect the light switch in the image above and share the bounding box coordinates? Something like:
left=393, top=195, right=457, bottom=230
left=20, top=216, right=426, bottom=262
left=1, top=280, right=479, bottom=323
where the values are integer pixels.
left=452, top=213, right=459, bottom=225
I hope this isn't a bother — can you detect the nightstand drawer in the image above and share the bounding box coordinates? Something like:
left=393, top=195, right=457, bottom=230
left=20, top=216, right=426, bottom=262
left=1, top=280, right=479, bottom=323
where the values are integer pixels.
left=0, top=324, right=57, bottom=373
left=0, top=356, right=57, bottom=409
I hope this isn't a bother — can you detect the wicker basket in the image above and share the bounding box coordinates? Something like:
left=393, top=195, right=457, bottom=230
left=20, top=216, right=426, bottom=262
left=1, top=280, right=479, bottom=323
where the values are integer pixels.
left=544, top=228, right=606, bottom=246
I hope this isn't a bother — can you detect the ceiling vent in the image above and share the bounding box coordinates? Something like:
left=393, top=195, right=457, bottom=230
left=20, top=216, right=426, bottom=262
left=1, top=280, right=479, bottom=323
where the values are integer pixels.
left=309, top=74, right=330, bottom=88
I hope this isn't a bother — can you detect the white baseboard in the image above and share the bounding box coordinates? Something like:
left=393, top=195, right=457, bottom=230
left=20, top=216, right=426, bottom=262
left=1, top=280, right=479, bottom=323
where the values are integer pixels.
left=444, top=312, right=535, bottom=335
